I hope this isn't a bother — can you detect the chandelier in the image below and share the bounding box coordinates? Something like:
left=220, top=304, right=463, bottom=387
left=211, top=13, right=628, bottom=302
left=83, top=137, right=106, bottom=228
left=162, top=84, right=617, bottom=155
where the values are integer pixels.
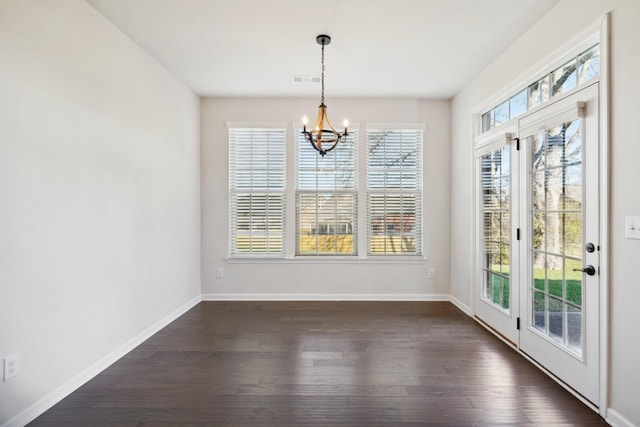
left=302, top=34, right=348, bottom=157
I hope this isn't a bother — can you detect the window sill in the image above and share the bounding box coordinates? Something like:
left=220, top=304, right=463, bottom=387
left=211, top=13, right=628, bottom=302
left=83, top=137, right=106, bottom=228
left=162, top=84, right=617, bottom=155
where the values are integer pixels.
left=226, top=256, right=427, bottom=264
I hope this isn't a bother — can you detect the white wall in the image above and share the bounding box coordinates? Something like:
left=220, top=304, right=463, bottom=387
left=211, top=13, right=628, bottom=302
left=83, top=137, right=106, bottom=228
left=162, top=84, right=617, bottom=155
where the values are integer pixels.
left=450, top=0, right=640, bottom=425
left=202, top=98, right=451, bottom=299
left=0, top=0, right=201, bottom=424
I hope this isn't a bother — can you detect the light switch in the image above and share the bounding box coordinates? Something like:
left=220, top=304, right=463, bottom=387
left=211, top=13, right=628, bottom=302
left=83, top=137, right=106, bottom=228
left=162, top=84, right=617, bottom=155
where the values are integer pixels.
left=625, top=216, right=640, bottom=239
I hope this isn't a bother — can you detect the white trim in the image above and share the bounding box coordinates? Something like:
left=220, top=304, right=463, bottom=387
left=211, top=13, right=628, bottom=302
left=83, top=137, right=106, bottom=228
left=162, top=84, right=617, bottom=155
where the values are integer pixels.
left=226, top=121, right=287, bottom=129
left=468, top=110, right=478, bottom=317
left=517, top=89, right=594, bottom=137
left=286, top=118, right=297, bottom=258
left=606, top=409, right=638, bottom=427
left=202, top=293, right=449, bottom=301
left=0, top=296, right=202, bottom=427
left=474, top=128, right=515, bottom=151
left=226, top=256, right=427, bottom=264
left=357, top=121, right=368, bottom=259
left=449, top=295, right=472, bottom=316
left=597, top=12, right=611, bottom=419
left=366, top=122, right=426, bottom=130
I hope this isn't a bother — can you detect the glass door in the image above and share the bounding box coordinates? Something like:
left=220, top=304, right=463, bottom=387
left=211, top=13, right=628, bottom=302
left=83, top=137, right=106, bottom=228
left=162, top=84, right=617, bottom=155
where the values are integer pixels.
left=475, top=132, right=519, bottom=344
left=518, top=83, right=600, bottom=404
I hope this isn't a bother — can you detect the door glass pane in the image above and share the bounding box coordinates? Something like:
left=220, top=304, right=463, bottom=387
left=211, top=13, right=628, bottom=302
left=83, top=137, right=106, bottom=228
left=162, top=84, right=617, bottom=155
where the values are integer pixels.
left=567, top=304, right=583, bottom=352
left=562, top=213, right=582, bottom=257
left=546, top=255, right=563, bottom=298
left=533, top=212, right=546, bottom=251
left=548, top=296, right=564, bottom=344
left=533, top=290, right=546, bottom=331
left=480, top=145, right=510, bottom=311
left=528, top=119, right=584, bottom=356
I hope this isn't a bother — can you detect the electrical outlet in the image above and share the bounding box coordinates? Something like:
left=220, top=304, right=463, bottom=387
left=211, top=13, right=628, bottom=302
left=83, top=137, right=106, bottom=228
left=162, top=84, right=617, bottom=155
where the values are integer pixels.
left=428, top=268, right=435, bottom=279
left=216, top=267, right=224, bottom=278
left=3, top=353, right=20, bottom=381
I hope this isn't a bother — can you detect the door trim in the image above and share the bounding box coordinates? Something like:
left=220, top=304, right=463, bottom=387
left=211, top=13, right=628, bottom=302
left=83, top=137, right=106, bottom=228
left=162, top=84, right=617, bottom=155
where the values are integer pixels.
left=597, top=13, right=610, bottom=418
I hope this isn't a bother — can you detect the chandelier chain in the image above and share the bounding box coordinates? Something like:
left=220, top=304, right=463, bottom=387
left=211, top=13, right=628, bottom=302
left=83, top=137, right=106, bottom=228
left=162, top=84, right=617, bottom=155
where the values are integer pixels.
left=321, top=42, right=325, bottom=105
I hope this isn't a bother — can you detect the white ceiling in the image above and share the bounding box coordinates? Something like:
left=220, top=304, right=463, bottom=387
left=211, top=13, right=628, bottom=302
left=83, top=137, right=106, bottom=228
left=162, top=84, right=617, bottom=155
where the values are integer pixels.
left=86, top=0, right=559, bottom=99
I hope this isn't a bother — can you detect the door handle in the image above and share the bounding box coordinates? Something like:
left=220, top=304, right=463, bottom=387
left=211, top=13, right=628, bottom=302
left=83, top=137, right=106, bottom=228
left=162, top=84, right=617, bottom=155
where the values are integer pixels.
left=573, top=265, right=596, bottom=276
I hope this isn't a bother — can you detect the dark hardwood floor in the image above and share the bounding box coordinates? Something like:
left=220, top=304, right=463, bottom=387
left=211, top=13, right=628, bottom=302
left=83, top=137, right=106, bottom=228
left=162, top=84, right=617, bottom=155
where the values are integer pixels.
left=30, top=301, right=607, bottom=426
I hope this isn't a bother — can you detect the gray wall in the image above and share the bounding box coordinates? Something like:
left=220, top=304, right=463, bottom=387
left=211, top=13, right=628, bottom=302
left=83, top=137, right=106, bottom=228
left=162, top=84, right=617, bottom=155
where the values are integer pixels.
left=0, top=0, right=201, bottom=424
left=201, top=97, right=451, bottom=299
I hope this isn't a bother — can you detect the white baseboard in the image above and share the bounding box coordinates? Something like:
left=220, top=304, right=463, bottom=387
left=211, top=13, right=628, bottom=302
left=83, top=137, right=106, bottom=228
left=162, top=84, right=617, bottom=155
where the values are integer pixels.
left=202, top=293, right=450, bottom=301
left=607, top=409, right=638, bottom=427
left=1, top=295, right=202, bottom=427
left=449, top=295, right=472, bottom=315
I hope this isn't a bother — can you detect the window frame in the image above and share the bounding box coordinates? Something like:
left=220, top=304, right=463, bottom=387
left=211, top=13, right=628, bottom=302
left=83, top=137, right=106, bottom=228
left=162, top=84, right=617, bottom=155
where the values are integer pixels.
left=366, top=126, right=424, bottom=257
left=295, top=128, right=359, bottom=257
left=228, top=124, right=287, bottom=258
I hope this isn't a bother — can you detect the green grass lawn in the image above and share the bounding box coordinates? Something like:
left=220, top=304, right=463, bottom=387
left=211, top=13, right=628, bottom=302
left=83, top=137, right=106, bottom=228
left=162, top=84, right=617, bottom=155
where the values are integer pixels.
left=489, top=262, right=583, bottom=309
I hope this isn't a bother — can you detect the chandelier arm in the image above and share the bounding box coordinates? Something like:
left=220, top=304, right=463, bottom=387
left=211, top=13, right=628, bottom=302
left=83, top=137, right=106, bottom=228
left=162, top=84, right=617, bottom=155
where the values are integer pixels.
left=303, top=129, right=343, bottom=157
left=312, top=105, right=326, bottom=151
left=320, top=134, right=340, bottom=154
left=321, top=112, right=340, bottom=135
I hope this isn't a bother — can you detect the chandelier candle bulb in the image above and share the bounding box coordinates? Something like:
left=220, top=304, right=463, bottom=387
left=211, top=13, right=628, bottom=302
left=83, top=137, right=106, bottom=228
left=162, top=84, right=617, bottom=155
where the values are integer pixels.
left=302, top=115, right=308, bottom=132
left=343, top=119, right=349, bottom=135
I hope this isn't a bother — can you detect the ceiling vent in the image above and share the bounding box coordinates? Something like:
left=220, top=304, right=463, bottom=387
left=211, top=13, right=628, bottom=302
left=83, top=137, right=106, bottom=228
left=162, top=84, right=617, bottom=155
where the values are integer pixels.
left=293, top=75, right=321, bottom=84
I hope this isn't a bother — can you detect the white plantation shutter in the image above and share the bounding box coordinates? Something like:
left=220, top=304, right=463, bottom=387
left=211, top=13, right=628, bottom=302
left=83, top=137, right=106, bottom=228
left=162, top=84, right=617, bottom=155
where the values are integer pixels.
left=229, top=128, right=286, bottom=256
left=367, top=129, right=423, bottom=255
left=296, top=130, right=358, bottom=255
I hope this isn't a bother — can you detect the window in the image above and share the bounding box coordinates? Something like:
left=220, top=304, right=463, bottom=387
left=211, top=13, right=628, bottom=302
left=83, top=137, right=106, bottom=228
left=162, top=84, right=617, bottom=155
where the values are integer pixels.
left=367, top=129, right=423, bottom=255
left=481, top=44, right=600, bottom=133
left=296, top=131, right=358, bottom=255
left=229, top=128, right=286, bottom=256
left=229, top=125, right=425, bottom=259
